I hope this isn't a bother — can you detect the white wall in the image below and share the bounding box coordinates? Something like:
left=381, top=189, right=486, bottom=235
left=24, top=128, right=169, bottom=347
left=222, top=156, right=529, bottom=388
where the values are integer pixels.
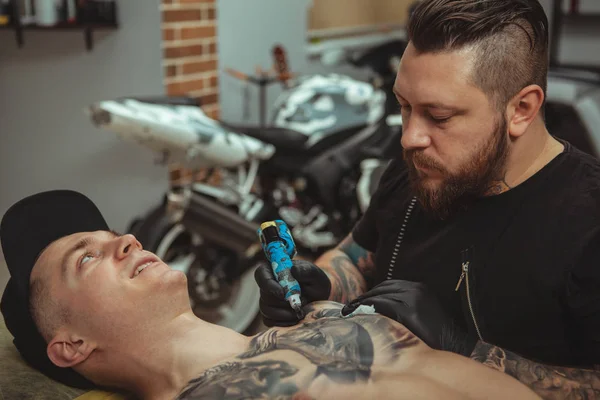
left=0, top=1, right=169, bottom=291
left=217, top=0, right=368, bottom=125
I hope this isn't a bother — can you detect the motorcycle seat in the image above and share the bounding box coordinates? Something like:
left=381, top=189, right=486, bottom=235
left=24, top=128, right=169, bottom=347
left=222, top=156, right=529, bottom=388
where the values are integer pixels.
left=117, top=95, right=200, bottom=107
left=225, top=124, right=309, bottom=151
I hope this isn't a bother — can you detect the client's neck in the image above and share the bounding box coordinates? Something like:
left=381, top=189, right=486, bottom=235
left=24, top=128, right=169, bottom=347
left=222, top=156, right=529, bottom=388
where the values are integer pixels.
left=105, top=311, right=250, bottom=400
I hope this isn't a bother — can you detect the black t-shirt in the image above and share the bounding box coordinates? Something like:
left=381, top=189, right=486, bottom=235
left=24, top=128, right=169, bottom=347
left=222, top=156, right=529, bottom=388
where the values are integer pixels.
left=352, top=139, right=600, bottom=367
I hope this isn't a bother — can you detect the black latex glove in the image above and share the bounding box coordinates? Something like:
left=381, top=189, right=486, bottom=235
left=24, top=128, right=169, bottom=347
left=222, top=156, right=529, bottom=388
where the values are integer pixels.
left=254, top=259, right=331, bottom=327
left=341, top=279, right=477, bottom=355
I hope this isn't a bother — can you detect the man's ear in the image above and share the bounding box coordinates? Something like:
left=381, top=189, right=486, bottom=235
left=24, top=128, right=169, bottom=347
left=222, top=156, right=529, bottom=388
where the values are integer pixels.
left=507, top=84, right=545, bottom=139
left=47, top=331, right=96, bottom=368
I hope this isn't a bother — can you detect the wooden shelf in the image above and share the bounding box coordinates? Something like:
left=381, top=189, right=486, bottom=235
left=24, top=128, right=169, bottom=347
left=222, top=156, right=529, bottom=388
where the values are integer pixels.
left=0, top=22, right=118, bottom=31
left=2, top=22, right=118, bottom=51
left=1, top=0, right=118, bottom=51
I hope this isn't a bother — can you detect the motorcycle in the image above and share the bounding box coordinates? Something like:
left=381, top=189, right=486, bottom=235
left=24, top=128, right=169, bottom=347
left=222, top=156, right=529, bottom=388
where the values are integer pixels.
left=86, top=39, right=407, bottom=333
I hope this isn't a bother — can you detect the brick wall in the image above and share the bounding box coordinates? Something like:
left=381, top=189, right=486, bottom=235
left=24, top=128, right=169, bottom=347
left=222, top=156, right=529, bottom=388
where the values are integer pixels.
left=161, top=0, right=220, bottom=182
left=161, top=0, right=220, bottom=121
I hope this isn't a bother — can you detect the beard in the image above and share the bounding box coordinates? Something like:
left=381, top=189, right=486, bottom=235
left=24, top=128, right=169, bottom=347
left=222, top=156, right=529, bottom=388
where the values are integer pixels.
left=403, top=116, right=509, bottom=220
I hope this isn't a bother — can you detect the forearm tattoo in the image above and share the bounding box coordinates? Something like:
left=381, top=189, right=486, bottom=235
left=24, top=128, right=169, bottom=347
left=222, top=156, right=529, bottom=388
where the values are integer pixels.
left=338, top=235, right=377, bottom=283
left=471, top=342, right=600, bottom=399
left=176, top=303, right=421, bottom=399
left=339, top=234, right=375, bottom=283
left=321, top=236, right=375, bottom=303
left=324, top=255, right=368, bottom=303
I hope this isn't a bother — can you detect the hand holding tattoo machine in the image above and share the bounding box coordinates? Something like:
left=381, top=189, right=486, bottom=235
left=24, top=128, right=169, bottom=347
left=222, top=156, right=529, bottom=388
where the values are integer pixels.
left=257, top=220, right=305, bottom=320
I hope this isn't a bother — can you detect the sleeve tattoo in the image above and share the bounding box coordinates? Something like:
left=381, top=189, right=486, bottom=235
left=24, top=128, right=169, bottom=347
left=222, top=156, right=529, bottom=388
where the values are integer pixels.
left=323, top=235, right=376, bottom=303
left=470, top=342, right=600, bottom=399
left=338, top=234, right=377, bottom=281
left=326, top=256, right=367, bottom=303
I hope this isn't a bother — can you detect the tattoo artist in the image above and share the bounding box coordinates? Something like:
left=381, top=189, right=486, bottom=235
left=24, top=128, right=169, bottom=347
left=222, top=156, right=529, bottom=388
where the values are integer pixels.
left=255, top=0, right=600, bottom=398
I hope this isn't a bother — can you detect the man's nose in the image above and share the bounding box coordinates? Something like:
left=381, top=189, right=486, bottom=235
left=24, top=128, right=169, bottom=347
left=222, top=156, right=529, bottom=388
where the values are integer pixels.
left=401, top=115, right=431, bottom=151
left=113, top=234, right=142, bottom=259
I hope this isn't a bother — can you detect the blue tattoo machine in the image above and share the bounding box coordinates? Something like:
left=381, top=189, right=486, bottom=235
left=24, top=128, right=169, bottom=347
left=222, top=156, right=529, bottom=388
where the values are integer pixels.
left=257, top=220, right=304, bottom=320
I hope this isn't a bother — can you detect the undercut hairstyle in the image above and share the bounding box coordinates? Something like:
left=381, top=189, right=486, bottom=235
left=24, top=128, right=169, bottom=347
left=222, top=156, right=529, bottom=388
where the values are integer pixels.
left=29, top=275, right=70, bottom=342
left=408, top=0, right=549, bottom=115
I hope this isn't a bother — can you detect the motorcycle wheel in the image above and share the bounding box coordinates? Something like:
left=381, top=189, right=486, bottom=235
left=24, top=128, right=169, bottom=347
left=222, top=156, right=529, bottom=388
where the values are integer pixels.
left=129, top=203, right=262, bottom=335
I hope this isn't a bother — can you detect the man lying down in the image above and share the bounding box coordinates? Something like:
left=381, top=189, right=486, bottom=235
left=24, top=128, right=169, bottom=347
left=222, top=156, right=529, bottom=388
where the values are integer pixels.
left=0, top=190, right=539, bottom=400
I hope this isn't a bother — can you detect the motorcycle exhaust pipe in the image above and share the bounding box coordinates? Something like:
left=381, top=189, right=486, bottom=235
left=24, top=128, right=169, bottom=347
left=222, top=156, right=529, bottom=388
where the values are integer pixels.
left=180, top=193, right=261, bottom=256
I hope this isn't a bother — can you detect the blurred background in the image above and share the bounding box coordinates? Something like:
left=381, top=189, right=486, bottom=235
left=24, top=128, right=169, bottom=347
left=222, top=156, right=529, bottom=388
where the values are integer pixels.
left=1, top=0, right=599, bottom=335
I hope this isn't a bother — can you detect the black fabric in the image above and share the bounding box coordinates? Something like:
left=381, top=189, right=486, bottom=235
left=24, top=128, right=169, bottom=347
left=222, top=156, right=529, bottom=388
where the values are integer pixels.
left=225, top=125, right=309, bottom=151
left=0, top=190, right=109, bottom=389
left=352, top=139, right=600, bottom=367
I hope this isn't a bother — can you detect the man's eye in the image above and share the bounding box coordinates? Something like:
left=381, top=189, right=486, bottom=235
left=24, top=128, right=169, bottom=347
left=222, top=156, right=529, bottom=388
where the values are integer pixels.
left=430, top=115, right=452, bottom=124
left=80, top=252, right=97, bottom=267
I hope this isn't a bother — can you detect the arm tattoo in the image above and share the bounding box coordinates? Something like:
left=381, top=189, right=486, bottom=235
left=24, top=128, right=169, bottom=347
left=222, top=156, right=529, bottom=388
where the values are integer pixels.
left=471, top=342, right=600, bottom=399
left=325, top=255, right=368, bottom=303
left=315, top=235, right=374, bottom=303
left=338, top=235, right=376, bottom=284
left=177, top=303, right=421, bottom=399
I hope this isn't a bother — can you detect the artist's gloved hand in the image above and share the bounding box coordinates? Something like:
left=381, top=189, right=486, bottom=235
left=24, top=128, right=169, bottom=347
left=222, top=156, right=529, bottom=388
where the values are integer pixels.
left=341, top=279, right=477, bottom=355
left=255, top=260, right=331, bottom=327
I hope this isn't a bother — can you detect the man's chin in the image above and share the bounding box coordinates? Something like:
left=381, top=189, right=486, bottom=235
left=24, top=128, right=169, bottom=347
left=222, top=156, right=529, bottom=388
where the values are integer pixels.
left=418, top=176, right=443, bottom=190
left=411, top=174, right=446, bottom=197
left=411, top=180, right=459, bottom=219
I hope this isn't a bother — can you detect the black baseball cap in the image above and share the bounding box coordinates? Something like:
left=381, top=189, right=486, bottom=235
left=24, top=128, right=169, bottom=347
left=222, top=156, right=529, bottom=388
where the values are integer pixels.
left=0, top=190, right=110, bottom=389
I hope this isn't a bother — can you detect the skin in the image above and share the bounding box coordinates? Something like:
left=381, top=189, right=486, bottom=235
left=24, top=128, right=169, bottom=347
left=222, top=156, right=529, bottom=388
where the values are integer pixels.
left=31, top=230, right=540, bottom=400
left=397, top=46, right=501, bottom=190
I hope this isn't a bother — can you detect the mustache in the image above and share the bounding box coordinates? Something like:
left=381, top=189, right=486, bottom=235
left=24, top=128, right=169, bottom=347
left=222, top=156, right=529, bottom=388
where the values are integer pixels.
left=403, top=149, right=445, bottom=173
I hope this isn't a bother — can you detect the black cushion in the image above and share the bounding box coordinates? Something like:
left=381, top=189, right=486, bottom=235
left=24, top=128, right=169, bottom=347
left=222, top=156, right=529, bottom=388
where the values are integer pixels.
left=225, top=124, right=309, bottom=151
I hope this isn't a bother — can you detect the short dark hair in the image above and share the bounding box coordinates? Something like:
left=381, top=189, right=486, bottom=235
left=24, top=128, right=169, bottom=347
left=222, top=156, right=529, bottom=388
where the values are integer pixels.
left=407, top=0, right=549, bottom=114
left=29, top=276, right=70, bottom=342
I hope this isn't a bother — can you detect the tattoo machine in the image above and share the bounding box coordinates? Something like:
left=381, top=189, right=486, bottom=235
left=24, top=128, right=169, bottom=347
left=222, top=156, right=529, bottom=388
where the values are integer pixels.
left=257, top=220, right=305, bottom=320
